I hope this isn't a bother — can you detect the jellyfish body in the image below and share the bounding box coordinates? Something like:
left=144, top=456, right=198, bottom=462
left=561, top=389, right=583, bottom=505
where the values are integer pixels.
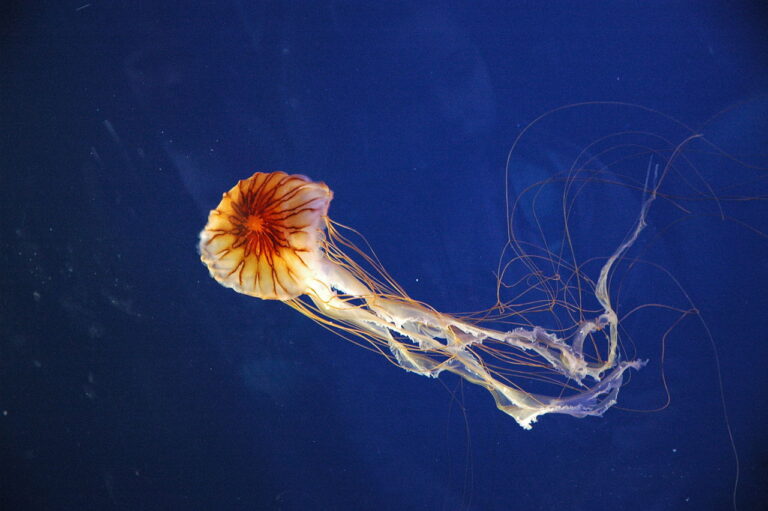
left=199, top=171, right=647, bottom=429
left=199, top=172, right=332, bottom=300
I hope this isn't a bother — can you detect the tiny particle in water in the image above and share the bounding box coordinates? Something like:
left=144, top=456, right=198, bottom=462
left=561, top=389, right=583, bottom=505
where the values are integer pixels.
left=83, top=384, right=96, bottom=400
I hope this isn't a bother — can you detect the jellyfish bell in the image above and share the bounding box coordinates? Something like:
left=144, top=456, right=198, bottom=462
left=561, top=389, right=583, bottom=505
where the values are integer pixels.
left=199, top=171, right=332, bottom=300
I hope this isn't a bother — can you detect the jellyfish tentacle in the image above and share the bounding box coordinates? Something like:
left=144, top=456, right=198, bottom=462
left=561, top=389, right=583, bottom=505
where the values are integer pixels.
left=304, top=257, right=645, bottom=429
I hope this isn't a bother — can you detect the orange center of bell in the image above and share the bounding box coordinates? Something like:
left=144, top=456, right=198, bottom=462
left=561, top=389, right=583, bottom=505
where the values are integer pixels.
left=245, top=214, right=265, bottom=233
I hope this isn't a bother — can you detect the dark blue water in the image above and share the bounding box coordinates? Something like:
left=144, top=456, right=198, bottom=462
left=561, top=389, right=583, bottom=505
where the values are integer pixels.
left=2, top=2, right=767, bottom=510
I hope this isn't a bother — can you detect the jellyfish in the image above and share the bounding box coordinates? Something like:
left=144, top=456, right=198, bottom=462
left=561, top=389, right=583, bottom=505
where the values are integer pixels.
left=199, top=170, right=651, bottom=429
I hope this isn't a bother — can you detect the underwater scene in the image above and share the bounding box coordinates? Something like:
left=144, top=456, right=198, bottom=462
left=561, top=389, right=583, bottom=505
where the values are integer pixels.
left=2, top=2, right=767, bottom=510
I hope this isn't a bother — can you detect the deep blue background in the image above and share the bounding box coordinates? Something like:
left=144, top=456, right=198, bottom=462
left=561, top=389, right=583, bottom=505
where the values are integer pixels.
left=2, top=2, right=767, bottom=510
